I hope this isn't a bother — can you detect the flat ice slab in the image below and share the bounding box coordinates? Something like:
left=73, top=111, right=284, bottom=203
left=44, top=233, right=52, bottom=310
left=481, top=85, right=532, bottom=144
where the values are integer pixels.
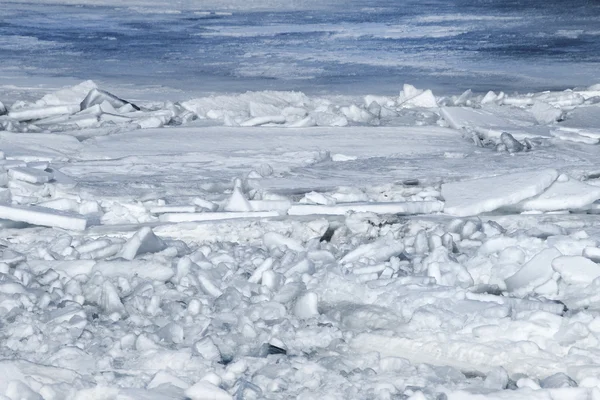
left=8, top=167, right=53, bottom=184
left=504, top=247, right=562, bottom=294
left=0, top=203, right=88, bottom=230
left=552, top=256, right=600, bottom=285
left=159, top=211, right=279, bottom=223
left=288, top=201, right=443, bottom=216
left=511, top=176, right=600, bottom=212
left=442, top=169, right=559, bottom=217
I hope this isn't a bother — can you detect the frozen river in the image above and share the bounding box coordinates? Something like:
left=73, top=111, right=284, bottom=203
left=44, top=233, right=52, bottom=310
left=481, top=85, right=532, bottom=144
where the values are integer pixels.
left=1, top=0, right=600, bottom=96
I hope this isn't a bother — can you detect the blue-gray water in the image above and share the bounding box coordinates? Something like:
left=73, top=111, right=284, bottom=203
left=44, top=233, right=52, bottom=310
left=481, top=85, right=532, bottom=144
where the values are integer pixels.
left=1, top=0, right=600, bottom=96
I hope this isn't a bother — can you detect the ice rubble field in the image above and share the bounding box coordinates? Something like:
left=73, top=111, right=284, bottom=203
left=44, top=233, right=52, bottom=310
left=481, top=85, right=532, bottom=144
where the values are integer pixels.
left=1, top=80, right=600, bottom=400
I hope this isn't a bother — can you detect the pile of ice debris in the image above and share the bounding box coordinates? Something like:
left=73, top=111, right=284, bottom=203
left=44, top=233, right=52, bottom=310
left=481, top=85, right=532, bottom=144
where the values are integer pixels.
left=3, top=196, right=600, bottom=399
left=1, top=80, right=600, bottom=399
left=0, top=151, right=101, bottom=230
left=0, top=80, right=195, bottom=134
left=1, top=145, right=600, bottom=231
left=2, top=81, right=600, bottom=133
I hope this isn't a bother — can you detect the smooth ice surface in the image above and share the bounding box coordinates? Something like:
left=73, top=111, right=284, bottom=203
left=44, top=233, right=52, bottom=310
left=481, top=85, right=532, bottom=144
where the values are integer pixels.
left=504, top=247, right=562, bottom=294
left=511, top=176, right=600, bottom=212
left=442, top=169, right=559, bottom=216
left=288, top=201, right=443, bottom=216
left=552, top=256, right=600, bottom=285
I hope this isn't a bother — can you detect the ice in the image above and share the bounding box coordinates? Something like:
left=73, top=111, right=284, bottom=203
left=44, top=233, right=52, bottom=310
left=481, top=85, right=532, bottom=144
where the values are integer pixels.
left=263, top=232, right=305, bottom=252
left=511, top=176, right=600, bottom=212
left=0, top=203, right=89, bottom=230
left=398, top=84, right=438, bottom=108
left=3, top=7, right=600, bottom=397
left=0, top=188, right=11, bottom=203
left=248, top=199, right=291, bottom=212
left=530, top=101, right=564, bottom=124
left=505, top=247, right=562, bottom=294
left=551, top=129, right=599, bottom=144
left=288, top=201, right=443, bottom=216
left=500, top=132, right=525, bottom=153
left=300, top=191, right=336, bottom=206
left=583, top=247, right=600, bottom=263
left=118, top=227, right=167, bottom=260
left=193, top=198, right=219, bottom=211
left=8, top=167, right=53, bottom=184
left=341, top=234, right=404, bottom=264
left=147, top=370, right=189, bottom=390
left=93, top=259, right=174, bottom=281
left=80, top=88, right=140, bottom=111
left=442, top=169, right=559, bottom=216
left=239, top=115, right=286, bottom=126
left=192, top=337, right=221, bottom=361
left=150, top=205, right=197, bottom=214
left=8, top=104, right=80, bottom=121
left=159, top=211, right=279, bottom=222
left=223, top=187, right=252, bottom=212
left=185, top=381, right=232, bottom=400
left=441, top=106, right=509, bottom=131
left=552, top=256, right=600, bottom=285
left=37, top=80, right=97, bottom=106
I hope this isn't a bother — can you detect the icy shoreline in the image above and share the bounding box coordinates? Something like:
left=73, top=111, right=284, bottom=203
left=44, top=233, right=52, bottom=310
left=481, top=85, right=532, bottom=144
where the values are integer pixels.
left=0, top=81, right=600, bottom=399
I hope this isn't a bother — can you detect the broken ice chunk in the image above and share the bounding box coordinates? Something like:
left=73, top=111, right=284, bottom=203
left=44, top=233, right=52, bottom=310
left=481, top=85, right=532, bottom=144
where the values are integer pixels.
left=442, top=169, right=559, bottom=217
left=530, top=101, right=564, bottom=124
left=80, top=88, right=140, bottom=111
left=239, top=115, right=286, bottom=127
left=94, top=259, right=173, bottom=281
left=193, top=337, right=221, bottom=361
left=263, top=232, right=305, bottom=253
left=8, top=104, right=80, bottom=121
left=159, top=211, right=278, bottom=223
left=0, top=188, right=10, bottom=203
left=0, top=203, right=89, bottom=230
left=118, top=227, right=167, bottom=260
left=341, top=234, right=404, bottom=264
left=147, top=370, right=189, bottom=390
left=150, top=205, right=197, bottom=214
left=8, top=167, right=53, bottom=184
left=185, top=381, right=232, bottom=400
left=193, top=197, right=219, bottom=211
left=288, top=201, right=443, bottom=216
left=583, top=247, right=600, bottom=263
left=300, top=191, right=336, bottom=206
left=224, top=187, right=252, bottom=212
left=294, top=291, right=319, bottom=319
left=511, top=176, right=600, bottom=212
left=500, top=132, right=525, bottom=153
left=505, top=247, right=562, bottom=294
left=552, top=256, right=600, bottom=285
